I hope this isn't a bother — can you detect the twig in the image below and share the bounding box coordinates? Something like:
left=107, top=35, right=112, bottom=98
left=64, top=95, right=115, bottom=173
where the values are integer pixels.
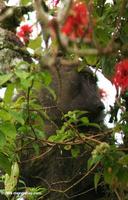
left=64, top=162, right=99, bottom=193
left=57, top=0, right=73, bottom=24
left=33, top=0, right=49, bottom=26
left=67, top=182, right=103, bottom=199
left=114, top=189, right=122, bottom=200
left=21, top=146, right=54, bottom=163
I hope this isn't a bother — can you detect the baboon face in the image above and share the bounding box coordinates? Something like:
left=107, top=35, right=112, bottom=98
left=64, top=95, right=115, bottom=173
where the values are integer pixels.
left=57, top=67, right=104, bottom=120
left=39, top=66, right=105, bottom=126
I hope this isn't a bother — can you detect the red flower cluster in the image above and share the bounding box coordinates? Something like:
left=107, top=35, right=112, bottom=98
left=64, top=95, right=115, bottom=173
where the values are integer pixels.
left=112, top=59, right=128, bottom=92
left=17, top=24, right=33, bottom=44
left=61, top=1, right=89, bottom=39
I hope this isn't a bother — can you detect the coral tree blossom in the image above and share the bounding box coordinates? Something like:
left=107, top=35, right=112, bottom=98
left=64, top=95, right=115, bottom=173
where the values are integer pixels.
left=112, top=59, right=128, bottom=92
left=17, top=24, right=33, bottom=44
left=61, top=1, right=89, bottom=39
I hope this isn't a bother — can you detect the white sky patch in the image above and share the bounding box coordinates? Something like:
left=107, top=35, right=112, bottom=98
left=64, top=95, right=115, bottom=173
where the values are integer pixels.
left=97, top=71, right=116, bottom=109
left=7, top=0, right=20, bottom=6
left=115, top=132, right=124, bottom=145
left=0, top=88, right=6, bottom=99
left=91, top=69, right=116, bottom=128
left=105, top=0, right=113, bottom=3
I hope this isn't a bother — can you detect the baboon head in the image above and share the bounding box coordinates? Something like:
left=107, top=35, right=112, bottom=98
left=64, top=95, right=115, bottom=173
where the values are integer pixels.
left=39, top=65, right=105, bottom=134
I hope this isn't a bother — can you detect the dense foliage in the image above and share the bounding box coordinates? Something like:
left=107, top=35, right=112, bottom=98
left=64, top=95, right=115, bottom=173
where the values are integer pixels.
left=0, top=0, right=128, bottom=199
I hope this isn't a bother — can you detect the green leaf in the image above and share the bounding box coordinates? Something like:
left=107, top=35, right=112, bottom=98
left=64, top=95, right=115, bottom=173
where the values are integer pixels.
left=0, top=74, right=13, bottom=86
left=25, top=186, right=47, bottom=199
left=120, top=23, right=128, bottom=43
left=85, top=55, right=98, bottom=66
left=80, top=117, right=89, bottom=125
left=0, top=153, right=11, bottom=174
left=94, top=25, right=111, bottom=47
left=0, top=110, right=11, bottom=121
left=5, top=162, right=19, bottom=196
left=48, top=129, right=75, bottom=142
left=0, top=131, right=6, bottom=149
left=88, top=123, right=101, bottom=129
left=15, top=61, right=30, bottom=70
left=0, top=122, right=16, bottom=139
left=117, top=167, right=128, bottom=183
left=28, top=36, right=42, bottom=50
left=87, top=155, right=102, bottom=170
left=9, top=110, right=25, bottom=125
left=22, top=77, right=34, bottom=89
left=95, top=0, right=106, bottom=16
left=103, top=167, right=113, bottom=184
left=118, top=155, right=128, bottom=165
left=11, top=162, right=19, bottom=178
left=20, top=0, right=32, bottom=6
left=4, top=84, right=15, bottom=104
left=39, top=71, right=52, bottom=86
left=48, top=135, right=58, bottom=142
left=94, top=173, right=101, bottom=191
left=64, top=145, right=72, bottom=151
left=101, top=55, right=116, bottom=79
left=15, top=70, right=30, bottom=80
left=71, top=146, right=80, bottom=158
left=15, top=69, right=33, bottom=89
left=32, top=143, right=40, bottom=156
left=87, top=157, right=94, bottom=170
left=34, top=129, right=46, bottom=139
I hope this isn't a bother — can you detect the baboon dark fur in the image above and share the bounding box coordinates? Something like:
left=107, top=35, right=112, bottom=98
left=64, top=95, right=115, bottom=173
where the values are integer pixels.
left=39, top=64, right=105, bottom=134
left=21, top=63, right=105, bottom=200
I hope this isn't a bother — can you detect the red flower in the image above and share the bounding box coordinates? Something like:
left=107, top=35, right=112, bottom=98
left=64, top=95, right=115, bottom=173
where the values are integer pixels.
left=61, top=1, right=89, bottom=39
left=112, top=59, right=128, bottom=92
left=17, top=24, right=33, bottom=44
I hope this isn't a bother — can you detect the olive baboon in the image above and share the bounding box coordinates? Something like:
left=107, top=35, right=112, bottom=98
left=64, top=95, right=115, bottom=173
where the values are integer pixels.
left=21, top=63, right=105, bottom=200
